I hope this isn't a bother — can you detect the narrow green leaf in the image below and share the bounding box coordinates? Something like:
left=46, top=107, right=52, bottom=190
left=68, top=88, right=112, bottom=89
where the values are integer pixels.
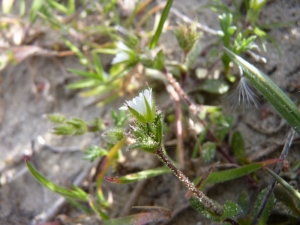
left=29, top=0, right=44, bottom=23
left=231, top=131, right=245, bottom=158
left=105, top=166, right=171, bottom=184
left=67, top=0, right=75, bottom=14
left=92, top=52, right=104, bottom=81
left=67, top=68, right=100, bottom=79
left=148, top=0, right=173, bottom=49
left=46, top=0, right=69, bottom=14
left=274, top=184, right=300, bottom=218
left=265, top=167, right=300, bottom=203
left=224, top=48, right=300, bottom=135
left=67, top=79, right=102, bottom=89
left=153, top=50, right=165, bottom=70
left=195, top=159, right=279, bottom=189
left=26, top=161, right=88, bottom=201
left=64, top=40, right=88, bottom=66
left=19, top=0, right=26, bottom=16
left=253, top=188, right=275, bottom=225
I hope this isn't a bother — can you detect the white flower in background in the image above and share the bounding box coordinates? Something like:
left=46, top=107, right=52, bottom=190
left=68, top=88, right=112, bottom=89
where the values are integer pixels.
left=120, top=88, right=156, bottom=123
left=111, top=41, right=133, bottom=65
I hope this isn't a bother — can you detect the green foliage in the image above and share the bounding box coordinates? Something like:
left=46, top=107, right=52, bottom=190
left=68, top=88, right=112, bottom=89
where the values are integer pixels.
left=48, top=116, right=104, bottom=136
left=47, top=114, right=66, bottom=124
left=52, top=118, right=87, bottom=135
left=83, top=146, right=108, bottom=162
left=274, top=184, right=300, bottom=219
left=26, top=161, right=88, bottom=201
left=103, top=127, right=125, bottom=145
left=194, top=159, right=279, bottom=190
left=174, top=22, right=202, bottom=53
left=238, top=190, right=250, bottom=213
left=220, top=201, right=242, bottom=221
left=231, top=131, right=245, bottom=158
left=253, top=189, right=276, bottom=225
left=190, top=196, right=222, bottom=222
left=111, top=110, right=129, bottom=127
left=209, top=112, right=235, bottom=142
left=202, top=142, right=216, bottom=162
left=224, top=48, right=300, bottom=135
left=149, top=0, right=173, bottom=49
left=17, top=0, right=298, bottom=223
left=105, top=166, right=171, bottom=184
left=265, top=167, right=300, bottom=204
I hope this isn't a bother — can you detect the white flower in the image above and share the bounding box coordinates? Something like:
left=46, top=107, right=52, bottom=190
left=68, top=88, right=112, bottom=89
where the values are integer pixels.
left=111, top=41, right=133, bottom=65
left=120, top=88, right=156, bottom=123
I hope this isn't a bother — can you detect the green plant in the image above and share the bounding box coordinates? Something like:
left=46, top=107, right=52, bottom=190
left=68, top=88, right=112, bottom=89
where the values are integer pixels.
left=16, top=0, right=300, bottom=224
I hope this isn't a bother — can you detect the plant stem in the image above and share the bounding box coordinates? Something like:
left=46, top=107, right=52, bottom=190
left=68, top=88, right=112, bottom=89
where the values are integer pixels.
left=155, top=147, right=223, bottom=216
left=251, top=129, right=295, bottom=225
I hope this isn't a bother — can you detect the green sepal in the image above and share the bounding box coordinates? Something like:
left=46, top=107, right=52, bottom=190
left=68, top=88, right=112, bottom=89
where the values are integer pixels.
left=132, top=124, right=147, bottom=140
left=127, top=140, right=159, bottom=153
left=154, top=114, right=163, bottom=144
left=104, top=127, right=124, bottom=145
left=144, top=96, right=155, bottom=123
left=128, top=106, right=147, bottom=124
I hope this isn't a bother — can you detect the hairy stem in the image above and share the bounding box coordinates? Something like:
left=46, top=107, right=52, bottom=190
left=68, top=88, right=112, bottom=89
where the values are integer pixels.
left=155, top=147, right=223, bottom=216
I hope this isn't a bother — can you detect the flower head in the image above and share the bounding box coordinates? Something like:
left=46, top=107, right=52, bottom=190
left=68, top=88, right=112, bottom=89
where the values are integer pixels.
left=120, top=88, right=156, bottom=124
left=111, top=41, right=135, bottom=65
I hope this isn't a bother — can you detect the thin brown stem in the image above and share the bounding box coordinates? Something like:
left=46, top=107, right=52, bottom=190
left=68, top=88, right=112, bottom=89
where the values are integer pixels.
left=165, top=72, right=200, bottom=115
left=155, top=147, right=223, bottom=216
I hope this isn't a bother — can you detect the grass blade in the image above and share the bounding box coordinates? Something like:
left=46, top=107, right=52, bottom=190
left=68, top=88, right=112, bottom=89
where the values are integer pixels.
left=148, top=0, right=173, bottom=49
left=224, top=48, right=300, bottom=135
left=26, top=160, right=88, bottom=201
left=264, top=166, right=300, bottom=202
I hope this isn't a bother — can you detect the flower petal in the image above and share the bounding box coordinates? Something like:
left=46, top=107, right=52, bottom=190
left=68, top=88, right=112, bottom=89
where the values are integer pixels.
left=119, top=105, right=128, bottom=110
left=117, top=41, right=131, bottom=51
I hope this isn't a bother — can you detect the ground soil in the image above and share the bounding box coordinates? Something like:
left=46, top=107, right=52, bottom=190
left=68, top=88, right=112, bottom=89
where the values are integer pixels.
left=0, top=0, right=300, bottom=225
